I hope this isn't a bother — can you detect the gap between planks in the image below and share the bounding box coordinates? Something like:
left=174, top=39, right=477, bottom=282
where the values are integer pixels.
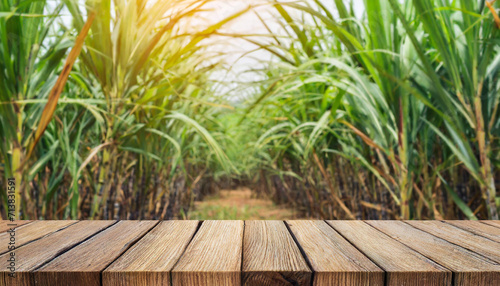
left=2, top=220, right=500, bottom=286
left=33, top=221, right=158, bottom=286
left=367, top=221, right=500, bottom=285
left=0, top=221, right=119, bottom=286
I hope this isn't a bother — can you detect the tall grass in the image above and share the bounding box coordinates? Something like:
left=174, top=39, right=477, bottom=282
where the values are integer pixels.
left=0, top=0, right=498, bottom=220
left=238, top=0, right=499, bottom=219
left=0, top=0, right=92, bottom=217
left=0, top=0, right=245, bottom=219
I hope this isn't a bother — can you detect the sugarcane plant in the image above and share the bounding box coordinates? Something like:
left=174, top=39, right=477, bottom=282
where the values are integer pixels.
left=0, top=0, right=94, bottom=218
left=239, top=0, right=499, bottom=219
left=1, top=0, right=245, bottom=219
left=60, top=0, right=243, bottom=219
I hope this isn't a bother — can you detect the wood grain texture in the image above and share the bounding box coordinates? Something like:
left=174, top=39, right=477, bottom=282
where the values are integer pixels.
left=407, top=221, right=500, bottom=263
left=0, top=221, right=76, bottom=255
left=0, top=220, right=114, bottom=286
left=482, top=221, right=500, bottom=228
left=103, top=220, right=199, bottom=286
left=327, top=221, right=450, bottom=286
left=243, top=221, right=311, bottom=286
left=172, top=220, right=243, bottom=286
left=286, top=220, right=383, bottom=286
left=33, top=221, right=156, bottom=286
left=2, top=220, right=498, bottom=286
left=368, top=221, right=500, bottom=286
left=0, top=221, right=32, bottom=234
left=445, top=221, right=500, bottom=243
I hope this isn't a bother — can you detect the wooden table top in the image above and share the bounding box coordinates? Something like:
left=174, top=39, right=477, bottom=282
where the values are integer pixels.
left=0, top=220, right=499, bottom=286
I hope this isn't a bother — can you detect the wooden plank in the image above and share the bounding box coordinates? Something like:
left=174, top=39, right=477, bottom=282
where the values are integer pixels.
left=445, top=221, right=500, bottom=243
left=407, top=221, right=500, bottom=263
left=0, top=220, right=76, bottom=255
left=33, top=220, right=157, bottom=286
left=482, top=221, right=500, bottom=228
left=368, top=221, right=500, bottom=285
left=327, top=221, right=450, bottom=286
left=172, top=220, right=243, bottom=286
left=0, top=220, right=114, bottom=286
left=103, top=221, right=199, bottom=286
left=286, top=220, right=384, bottom=286
left=242, top=221, right=311, bottom=286
left=0, top=221, right=32, bottom=233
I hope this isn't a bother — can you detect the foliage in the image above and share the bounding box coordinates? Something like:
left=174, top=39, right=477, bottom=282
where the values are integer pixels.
left=0, top=0, right=498, bottom=220
left=236, top=0, right=500, bottom=219
left=0, top=0, right=243, bottom=219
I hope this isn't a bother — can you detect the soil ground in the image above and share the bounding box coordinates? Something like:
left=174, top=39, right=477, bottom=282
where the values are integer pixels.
left=188, top=187, right=302, bottom=220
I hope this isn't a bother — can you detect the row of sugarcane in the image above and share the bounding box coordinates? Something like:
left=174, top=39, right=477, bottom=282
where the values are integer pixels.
left=234, top=0, right=500, bottom=220
left=0, top=0, right=242, bottom=219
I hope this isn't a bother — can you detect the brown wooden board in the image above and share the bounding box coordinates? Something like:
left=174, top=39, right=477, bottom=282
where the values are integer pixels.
left=103, top=220, right=199, bottom=286
left=0, top=220, right=114, bottom=286
left=0, top=221, right=32, bottom=234
left=445, top=221, right=500, bottom=243
left=368, top=221, right=500, bottom=285
left=32, top=221, right=157, bottom=286
left=407, top=221, right=500, bottom=263
left=2, top=220, right=499, bottom=286
left=171, top=220, right=244, bottom=286
left=482, top=221, right=500, bottom=228
left=327, top=221, right=450, bottom=286
left=0, top=221, right=76, bottom=256
left=286, top=220, right=384, bottom=286
left=242, top=221, right=311, bottom=286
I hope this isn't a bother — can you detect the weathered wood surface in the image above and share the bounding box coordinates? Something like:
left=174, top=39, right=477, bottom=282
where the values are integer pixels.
left=103, top=220, right=199, bottom=286
left=446, top=220, right=500, bottom=243
left=33, top=221, right=156, bottom=286
left=0, top=221, right=32, bottom=234
left=242, top=221, right=311, bottom=286
left=407, top=221, right=500, bottom=263
left=0, top=221, right=114, bottom=286
left=327, top=221, right=451, bottom=286
left=286, top=220, right=384, bottom=286
left=369, top=221, right=500, bottom=285
left=1, top=220, right=499, bottom=286
left=482, top=221, right=500, bottom=228
left=0, top=221, right=76, bottom=255
left=171, top=220, right=244, bottom=286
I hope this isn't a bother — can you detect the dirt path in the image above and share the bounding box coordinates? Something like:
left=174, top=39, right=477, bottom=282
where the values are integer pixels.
left=188, top=187, right=301, bottom=220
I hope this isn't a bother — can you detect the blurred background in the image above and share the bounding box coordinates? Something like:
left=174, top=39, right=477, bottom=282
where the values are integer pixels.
left=0, top=0, right=499, bottom=220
